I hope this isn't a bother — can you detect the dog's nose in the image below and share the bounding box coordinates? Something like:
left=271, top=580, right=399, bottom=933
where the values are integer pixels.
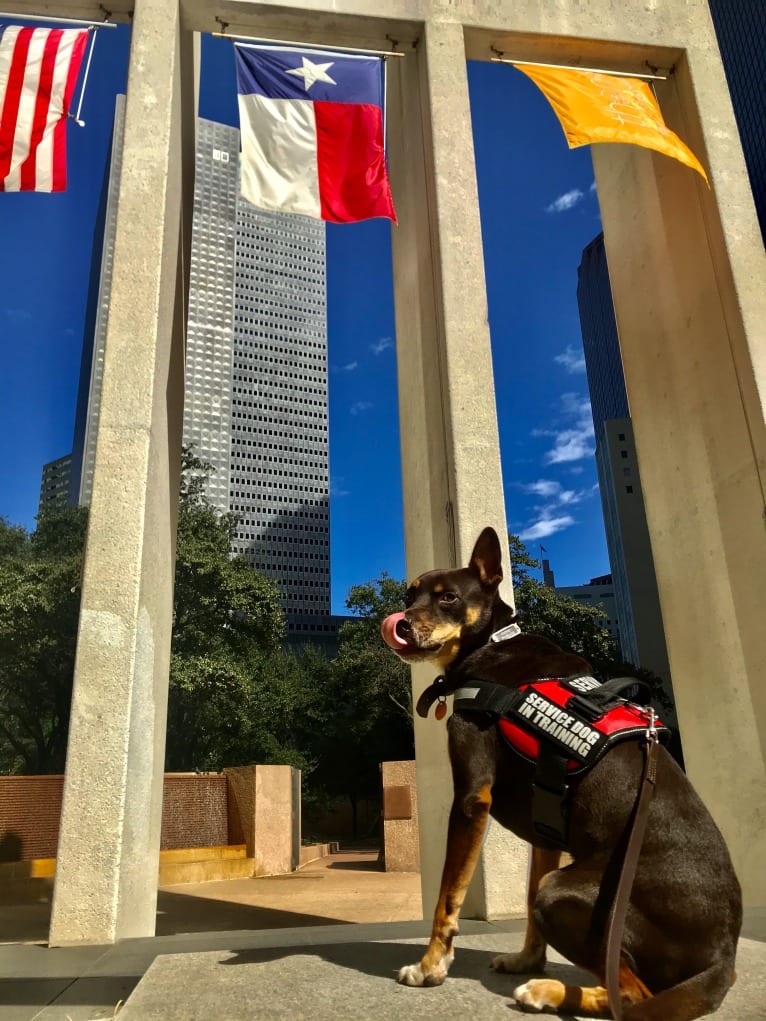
left=395, top=617, right=413, bottom=640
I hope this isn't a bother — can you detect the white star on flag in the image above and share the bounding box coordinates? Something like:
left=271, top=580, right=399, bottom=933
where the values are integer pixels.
left=285, top=56, right=337, bottom=91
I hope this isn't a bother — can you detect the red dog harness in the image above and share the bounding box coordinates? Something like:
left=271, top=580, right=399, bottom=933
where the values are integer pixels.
left=452, top=674, right=668, bottom=848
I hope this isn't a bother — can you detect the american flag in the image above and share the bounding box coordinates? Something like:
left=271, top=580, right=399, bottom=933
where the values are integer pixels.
left=0, top=25, right=88, bottom=192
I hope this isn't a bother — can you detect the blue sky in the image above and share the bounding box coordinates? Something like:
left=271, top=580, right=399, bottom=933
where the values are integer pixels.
left=0, top=25, right=610, bottom=614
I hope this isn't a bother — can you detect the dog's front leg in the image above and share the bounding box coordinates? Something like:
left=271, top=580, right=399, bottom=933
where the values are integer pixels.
left=398, top=781, right=492, bottom=987
left=491, top=845, right=562, bottom=974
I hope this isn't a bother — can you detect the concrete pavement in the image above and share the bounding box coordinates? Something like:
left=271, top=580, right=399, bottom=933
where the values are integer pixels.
left=1, top=851, right=764, bottom=1020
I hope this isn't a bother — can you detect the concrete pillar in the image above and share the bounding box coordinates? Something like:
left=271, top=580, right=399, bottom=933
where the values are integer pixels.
left=49, top=0, right=192, bottom=945
left=387, top=18, right=528, bottom=922
left=592, top=61, right=766, bottom=906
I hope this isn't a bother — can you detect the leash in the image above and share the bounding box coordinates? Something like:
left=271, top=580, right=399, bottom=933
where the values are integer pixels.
left=604, top=714, right=660, bottom=1020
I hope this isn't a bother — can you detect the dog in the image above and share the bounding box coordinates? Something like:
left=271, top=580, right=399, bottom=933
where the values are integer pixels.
left=380, top=527, right=741, bottom=1019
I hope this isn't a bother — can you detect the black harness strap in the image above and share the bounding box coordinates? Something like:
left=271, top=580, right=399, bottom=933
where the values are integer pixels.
left=451, top=674, right=660, bottom=851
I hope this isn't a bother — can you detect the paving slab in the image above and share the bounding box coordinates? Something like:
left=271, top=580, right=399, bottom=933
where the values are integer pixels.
left=1, top=853, right=764, bottom=1021
left=112, top=930, right=766, bottom=1021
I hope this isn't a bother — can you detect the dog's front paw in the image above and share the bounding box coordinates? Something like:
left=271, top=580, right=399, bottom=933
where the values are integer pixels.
left=397, top=953, right=452, bottom=987
left=512, top=979, right=565, bottom=1013
left=491, top=948, right=546, bottom=974
left=398, top=963, right=427, bottom=986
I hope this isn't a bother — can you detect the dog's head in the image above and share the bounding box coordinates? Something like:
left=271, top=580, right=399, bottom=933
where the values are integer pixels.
left=380, top=527, right=512, bottom=670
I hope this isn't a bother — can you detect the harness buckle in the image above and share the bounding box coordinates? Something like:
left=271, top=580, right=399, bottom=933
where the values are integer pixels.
left=645, top=707, right=658, bottom=743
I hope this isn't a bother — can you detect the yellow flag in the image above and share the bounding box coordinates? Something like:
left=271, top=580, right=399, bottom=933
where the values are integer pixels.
left=514, top=63, right=708, bottom=185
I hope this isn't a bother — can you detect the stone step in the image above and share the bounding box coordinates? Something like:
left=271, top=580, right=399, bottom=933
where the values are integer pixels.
left=159, top=846, right=254, bottom=885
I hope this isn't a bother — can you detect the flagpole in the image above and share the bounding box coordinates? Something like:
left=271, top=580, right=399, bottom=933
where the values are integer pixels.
left=0, top=12, right=116, bottom=29
left=490, top=56, right=667, bottom=81
left=216, top=32, right=405, bottom=60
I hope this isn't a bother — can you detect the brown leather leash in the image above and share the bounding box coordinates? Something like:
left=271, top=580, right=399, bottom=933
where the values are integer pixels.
left=604, top=717, right=660, bottom=1020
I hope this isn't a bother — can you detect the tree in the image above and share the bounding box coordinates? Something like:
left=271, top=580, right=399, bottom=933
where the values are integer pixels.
left=0, top=507, right=87, bottom=772
left=508, top=536, right=675, bottom=718
left=300, top=574, right=414, bottom=835
left=164, top=448, right=289, bottom=770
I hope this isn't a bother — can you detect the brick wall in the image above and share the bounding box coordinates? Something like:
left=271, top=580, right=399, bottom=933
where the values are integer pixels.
left=0, top=776, right=64, bottom=861
left=160, top=774, right=229, bottom=850
left=0, top=774, right=231, bottom=861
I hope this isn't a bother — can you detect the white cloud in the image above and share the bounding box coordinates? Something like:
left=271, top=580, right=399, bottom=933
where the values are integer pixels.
left=518, top=478, right=590, bottom=508
left=350, top=400, right=373, bottom=416
left=330, top=479, right=350, bottom=497
left=519, top=514, right=576, bottom=542
left=521, top=479, right=561, bottom=499
left=554, top=344, right=586, bottom=374
left=370, top=336, right=393, bottom=355
left=545, top=188, right=584, bottom=214
left=589, top=180, right=597, bottom=193
left=539, top=393, right=595, bottom=465
left=342, top=361, right=358, bottom=372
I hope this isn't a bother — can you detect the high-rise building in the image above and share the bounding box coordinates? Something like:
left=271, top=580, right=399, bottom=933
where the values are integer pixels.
left=577, top=234, right=673, bottom=704
left=183, top=119, right=239, bottom=513
left=71, top=111, right=332, bottom=638
left=187, top=118, right=330, bottom=631
left=38, top=454, right=73, bottom=514
left=556, top=574, right=622, bottom=653
left=70, top=94, right=126, bottom=507
left=708, top=0, right=766, bottom=243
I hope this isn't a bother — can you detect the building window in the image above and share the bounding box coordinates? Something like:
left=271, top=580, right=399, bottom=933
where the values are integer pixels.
left=626, top=485, right=633, bottom=493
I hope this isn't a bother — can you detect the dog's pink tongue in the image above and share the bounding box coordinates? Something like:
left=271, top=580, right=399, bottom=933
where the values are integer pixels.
left=380, top=612, right=413, bottom=651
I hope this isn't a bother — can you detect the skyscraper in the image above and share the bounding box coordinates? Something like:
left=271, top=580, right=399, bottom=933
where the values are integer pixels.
left=577, top=234, right=673, bottom=705
left=70, top=94, right=126, bottom=508
left=38, top=454, right=73, bottom=514
left=72, top=113, right=332, bottom=637
left=183, top=119, right=239, bottom=513
left=184, top=118, right=331, bottom=630
left=708, top=0, right=766, bottom=243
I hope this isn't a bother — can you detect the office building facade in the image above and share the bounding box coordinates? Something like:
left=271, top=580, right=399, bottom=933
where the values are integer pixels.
left=71, top=112, right=331, bottom=634
left=70, top=95, right=126, bottom=508
left=577, top=234, right=672, bottom=697
left=708, top=0, right=766, bottom=242
left=185, top=118, right=331, bottom=629
left=38, top=454, right=73, bottom=514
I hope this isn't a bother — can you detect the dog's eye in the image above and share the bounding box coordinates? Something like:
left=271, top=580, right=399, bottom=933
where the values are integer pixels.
left=439, top=592, right=459, bottom=605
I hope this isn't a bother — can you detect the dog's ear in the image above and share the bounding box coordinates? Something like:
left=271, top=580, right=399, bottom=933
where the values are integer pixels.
left=468, top=527, right=503, bottom=590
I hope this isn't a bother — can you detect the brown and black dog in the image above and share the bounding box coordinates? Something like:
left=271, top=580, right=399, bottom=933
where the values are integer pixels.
left=380, top=527, right=741, bottom=1019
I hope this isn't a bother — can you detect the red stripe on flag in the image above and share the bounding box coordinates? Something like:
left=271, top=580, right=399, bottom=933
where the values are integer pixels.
left=314, top=102, right=396, bottom=224
left=19, top=29, right=61, bottom=191
left=0, top=26, right=34, bottom=190
left=50, top=29, right=86, bottom=192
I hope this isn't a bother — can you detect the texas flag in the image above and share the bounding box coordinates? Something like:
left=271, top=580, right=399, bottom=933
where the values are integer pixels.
left=234, top=44, right=396, bottom=224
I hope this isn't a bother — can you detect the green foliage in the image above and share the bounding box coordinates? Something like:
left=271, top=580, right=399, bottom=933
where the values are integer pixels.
left=0, top=507, right=87, bottom=772
left=165, top=449, right=288, bottom=770
left=508, top=535, right=674, bottom=715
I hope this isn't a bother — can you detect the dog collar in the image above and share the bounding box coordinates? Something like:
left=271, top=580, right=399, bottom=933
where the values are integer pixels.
left=416, top=624, right=522, bottom=719
left=490, top=622, right=521, bottom=643
left=416, top=675, right=448, bottom=719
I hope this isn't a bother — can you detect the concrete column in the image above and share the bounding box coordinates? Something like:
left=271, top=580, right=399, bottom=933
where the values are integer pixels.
left=387, top=19, right=528, bottom=922
left=592, top=61, right=766, bottom=906
left=49, top=0, right=192, bottom=945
